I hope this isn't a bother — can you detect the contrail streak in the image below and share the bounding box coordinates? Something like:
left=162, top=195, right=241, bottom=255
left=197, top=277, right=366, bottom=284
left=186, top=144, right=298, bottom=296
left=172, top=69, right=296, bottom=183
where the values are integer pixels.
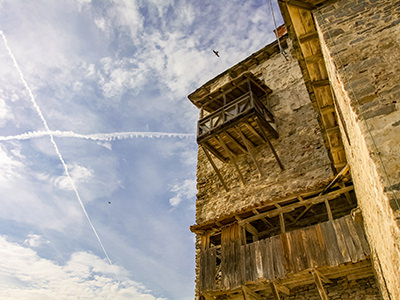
left=0, top=130, right=195, bottom=142
left=0, top=30, right=112, bottom=264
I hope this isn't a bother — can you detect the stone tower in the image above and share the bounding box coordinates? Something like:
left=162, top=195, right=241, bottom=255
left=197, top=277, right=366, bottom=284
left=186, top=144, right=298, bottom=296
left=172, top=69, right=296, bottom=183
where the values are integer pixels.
left=188, top=0, right=400, bottom=299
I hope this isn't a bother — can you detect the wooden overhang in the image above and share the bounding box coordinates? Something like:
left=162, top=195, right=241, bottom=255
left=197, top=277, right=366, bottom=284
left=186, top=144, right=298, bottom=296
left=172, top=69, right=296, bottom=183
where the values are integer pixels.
left=190, top=73, right=283, bottom=189
left=190, top=165, right=351, bottom=234
left=278, top=0, right=347, bottom=172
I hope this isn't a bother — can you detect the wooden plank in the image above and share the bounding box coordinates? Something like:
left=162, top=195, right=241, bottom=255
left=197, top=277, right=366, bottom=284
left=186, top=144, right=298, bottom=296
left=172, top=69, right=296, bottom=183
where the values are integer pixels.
left=332, top=218, right=352, bottom=263
left=315, top=223, right=328, bottom=267
left=352, top=218, right=371, bottom=256
left=279, top=213, right=286, bottom=233
left=319, top=221, right=343, bottom=267
left=290, top=229, right=308, bottom=272
left=262, top=238, right=275, bottom=280
left=242, top=285, right=262, bottom=300
left=280, top=233, right=293, bottom=274
left=312, top=269, right=329, bottom=300
left=202, top=146, right=229, bottom=192
left=254, top=240, right=264, bottom=280
left=339, top=217, right=363, bottom=263
left=271, top=235, right=286, bottom=278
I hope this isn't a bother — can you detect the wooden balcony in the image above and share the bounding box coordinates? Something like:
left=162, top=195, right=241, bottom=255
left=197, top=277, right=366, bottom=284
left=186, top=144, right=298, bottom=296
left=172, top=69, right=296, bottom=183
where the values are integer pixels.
left=188, top=73, right=283, bottom=188
left=197, top=91, right=278, bottom=162
left=199, top=214, right=371, bottom=294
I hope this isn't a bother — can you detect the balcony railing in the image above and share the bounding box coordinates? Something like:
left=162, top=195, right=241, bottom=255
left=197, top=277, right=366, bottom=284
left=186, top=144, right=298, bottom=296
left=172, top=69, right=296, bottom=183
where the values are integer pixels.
left=199, top=214, right=370, bottom=292
left=197, top=92, right=274, bottom=142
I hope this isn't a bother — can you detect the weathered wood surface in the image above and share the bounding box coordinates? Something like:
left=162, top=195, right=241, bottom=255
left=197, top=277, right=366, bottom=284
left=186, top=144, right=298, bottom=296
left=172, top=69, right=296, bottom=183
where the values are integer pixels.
left=199, top=215, right=370, bottom=292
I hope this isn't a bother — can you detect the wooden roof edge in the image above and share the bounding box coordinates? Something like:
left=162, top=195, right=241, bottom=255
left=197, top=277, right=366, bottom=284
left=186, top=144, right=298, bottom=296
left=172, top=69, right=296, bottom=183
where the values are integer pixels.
left=187, top=34, right=288, bottom=108
left=190, top=178, right=346, bottom=233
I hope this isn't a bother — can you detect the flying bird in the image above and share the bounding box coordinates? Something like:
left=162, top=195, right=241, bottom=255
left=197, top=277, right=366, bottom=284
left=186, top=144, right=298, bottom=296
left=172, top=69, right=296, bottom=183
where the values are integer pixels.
left=108, top=201, right=112, bottom=204
left=213, top=50, right=220, bottom=57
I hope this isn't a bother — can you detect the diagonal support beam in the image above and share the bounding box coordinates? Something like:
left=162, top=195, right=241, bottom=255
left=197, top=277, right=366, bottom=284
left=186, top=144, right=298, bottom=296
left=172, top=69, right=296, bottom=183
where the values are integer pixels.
left=255, top=118, right=284, bottom=170
left=215, top=136, right=246, bottom=185
left=202, top=146, right=229, bottom=192
left=312, top=269, right=330, bottom=300
left=223, top=131, right=247, bottom=153
left=242, top=285, right=262, bottom=300
left=235, top=126, right=265, bottom=177
left=270, top=282, right=281, bottom=300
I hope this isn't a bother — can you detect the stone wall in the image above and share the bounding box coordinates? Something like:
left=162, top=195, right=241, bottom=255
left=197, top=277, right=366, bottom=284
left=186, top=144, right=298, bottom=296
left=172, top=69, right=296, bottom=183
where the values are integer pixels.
left=315, top=0, right=400, bottom=299
left=284, top=276, right=381, bottom=300
left=195, top=39, right=333, bottom=224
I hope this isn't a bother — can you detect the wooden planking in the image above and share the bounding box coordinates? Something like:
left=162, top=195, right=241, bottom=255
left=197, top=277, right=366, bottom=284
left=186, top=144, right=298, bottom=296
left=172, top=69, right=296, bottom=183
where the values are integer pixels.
left=200, top=248, right=217, bottom=291
left=199, top=215, right=371, bottom=292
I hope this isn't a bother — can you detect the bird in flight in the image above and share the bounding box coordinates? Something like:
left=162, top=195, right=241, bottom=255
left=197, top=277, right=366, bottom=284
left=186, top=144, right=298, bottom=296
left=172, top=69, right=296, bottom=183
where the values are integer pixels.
left=213, top=50, right=220, bottom=57
left=108, top=201, right=112, bottom=204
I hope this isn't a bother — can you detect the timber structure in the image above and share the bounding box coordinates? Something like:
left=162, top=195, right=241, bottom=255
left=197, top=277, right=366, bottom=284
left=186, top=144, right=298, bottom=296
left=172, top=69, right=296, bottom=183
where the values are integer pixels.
left=189, top=0, right=400, bottom=299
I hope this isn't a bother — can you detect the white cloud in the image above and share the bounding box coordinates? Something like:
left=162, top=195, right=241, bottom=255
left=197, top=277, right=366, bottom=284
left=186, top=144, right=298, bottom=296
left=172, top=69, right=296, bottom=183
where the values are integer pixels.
left=0, top=97, right=14, bottom=125
left=169, top=179, right=196, bottom=207
left=0, top=236, right=166, bottom=300
left=53, top=163, right=93, bottom=191
left=23, top=234, right=50, bottom=248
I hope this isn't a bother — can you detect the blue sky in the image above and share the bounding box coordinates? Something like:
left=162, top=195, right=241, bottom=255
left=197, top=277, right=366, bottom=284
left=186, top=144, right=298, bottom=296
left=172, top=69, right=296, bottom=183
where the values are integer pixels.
left=0, top=1, right=282, bottom=299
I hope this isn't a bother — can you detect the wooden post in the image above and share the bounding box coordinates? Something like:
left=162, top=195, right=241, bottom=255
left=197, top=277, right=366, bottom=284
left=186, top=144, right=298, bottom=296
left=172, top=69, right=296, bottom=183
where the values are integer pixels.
left=279, top=213, right=286, bottom=233
left=325, top=199, right=333, bottom=221
left=312, top=269, right=330, bottom=300
left=202, top=146, right=229, bottom=192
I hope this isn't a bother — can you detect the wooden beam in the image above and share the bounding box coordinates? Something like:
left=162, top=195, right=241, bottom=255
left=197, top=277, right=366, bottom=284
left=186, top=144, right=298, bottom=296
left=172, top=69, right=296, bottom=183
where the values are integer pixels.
left=202, top=142, right=227, bottom=162
left=223, top=131, right=247, bottom=153
left=298, top=31, right=319, bottom=43
left=274, top=282, right=290, bottom=295
left=314, top=269, right=333, bottom=284
left=242, top=285, right=262, bottom=300
left=279, top=213, right=286, bottom=233
left=304, top=52, right=323, bottom=64
left=235, top=126, right=265, bottom=177
left=254, top=118, right=284, bottom=170
left=253, top=209, right=273, bottom=227
left=311, top=79, right=330, bottom=87
left=320, top=164, right=350, bottom=195
left=215, top=136, right=246, bottom=185
left=312, top=269, right=330, bottom=300
left=238, top=186, right=354, bottom=225
left=244, top=122, right=265, bottom=143
left=270, top=282, right=281, bottom=300
left=285, top=0, right=316, bottom=10
left=202, top=146, right=229, bottom=192
left=202, top=293, right=215, bottom=300
left=325, top=199, right=333, bottom=221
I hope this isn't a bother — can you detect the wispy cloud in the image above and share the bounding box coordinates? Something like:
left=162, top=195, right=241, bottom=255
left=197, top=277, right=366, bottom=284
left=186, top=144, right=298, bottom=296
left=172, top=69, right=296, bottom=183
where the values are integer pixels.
left=169, top=179, right=196, bottom=207
left=0, top=130, right=195, bottom=142
left=0, top=235, right=166, bottom=300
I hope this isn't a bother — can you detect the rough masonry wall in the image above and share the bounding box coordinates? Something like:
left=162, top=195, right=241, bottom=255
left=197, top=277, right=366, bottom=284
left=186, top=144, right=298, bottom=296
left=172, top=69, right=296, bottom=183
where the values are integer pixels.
left=195, top=40, right=333, bottom=224
left=315, top=0, right=400, bottom=299
left=285, top=276, right=381, bottom=300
